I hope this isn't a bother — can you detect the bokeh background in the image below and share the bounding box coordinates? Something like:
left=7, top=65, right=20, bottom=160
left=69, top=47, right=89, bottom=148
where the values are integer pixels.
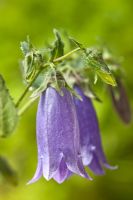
left=0, top=0, right=133, bottom=199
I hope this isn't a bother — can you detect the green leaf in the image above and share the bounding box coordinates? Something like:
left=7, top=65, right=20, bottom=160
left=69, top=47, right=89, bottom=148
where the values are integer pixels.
left=85, top=48, right=117, bottom=86
left=0, top=156, right=18, bottom=186
left=50, top=68, right=82, bottom=99
left=31, top=65, right=82, bottom=100
left=86, top=48, right=110, bottom=72
left=20, top=36, right=33, bottom=55
left=65, top=83, right=83, bottom=101
left=21, top=37, right=44, bottom=85
left=97, top=71, right=116, bottom=86
left=69, top=37, right=84, bottom=49
left=20, top=41, right=30, bottom=55
left=30, top=67, right=53, bottom=98
left=31, top=65, right=66, bottom=97
left=50, top=68, right=66, bottom=96
left=23, top=52, right=35, bottom=82
left=0, top=75, right=18, bottom=137
left=21, top=51, right=44, bottom=84
left=50, top=29, right=64, bottom=60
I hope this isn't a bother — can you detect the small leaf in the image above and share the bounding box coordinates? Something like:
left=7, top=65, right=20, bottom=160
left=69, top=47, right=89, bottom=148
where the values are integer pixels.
left=50, top=69, right=82, bottom=100
left=21, top=51, right=43, bottom=84
left=85, top=48, right=117, bottom=86
left=20, top=36, right=33, bottom=55
left=0, top=156, right=18, bottom=186
left=50, top=68, right=66, bottom=96
left=69, top=37, right=84, bottom=49
left=66, top=83, right=83, bottom=101
left=30, top=67, right=53, bottom=98
left=86, top=48, right=110, bottom=72
left=50, top=29, right=64, bottom=60
left=0, top=75, right=18, bottom=137
left=20, top=41, right=30, bottom=55
left=23, top=52, right=35, bottom=82
left=97, top=71, right=116, bottom=86
left=20, top=37, right=44, bottom=84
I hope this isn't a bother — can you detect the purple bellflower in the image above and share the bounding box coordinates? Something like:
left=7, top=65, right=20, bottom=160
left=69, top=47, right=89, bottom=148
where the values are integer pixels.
left=109, top=79, right=131, bottom=124
left=28, top=87, right=91, bottom=184
left=74, top=86, right=117, bottom=175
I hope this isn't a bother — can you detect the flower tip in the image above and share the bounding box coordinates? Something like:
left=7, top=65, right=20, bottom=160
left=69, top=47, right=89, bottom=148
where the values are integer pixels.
left=54, top=178, right=65, bottom=184
left=104, top=163, right=118, bottom=170
left=26, top=176, right=41, bottom=185
left=43, top=169, right=54, bottom=182
left=82, top=172, right=93, bottom=181
left=89, top=176, right=93, bottom=181
left=26, top=180, right=34, bottom=185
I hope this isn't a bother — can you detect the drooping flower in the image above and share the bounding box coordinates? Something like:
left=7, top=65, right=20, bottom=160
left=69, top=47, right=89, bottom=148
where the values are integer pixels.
left=28, top=87, right=90, bottom=184
left=74, top=86, right=116, bottom=175
left=109, top=79, right=131, bottom=124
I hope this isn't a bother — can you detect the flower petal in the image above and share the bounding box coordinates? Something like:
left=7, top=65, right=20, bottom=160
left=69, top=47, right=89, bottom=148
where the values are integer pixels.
left=37, top=88, right=63, bottom=180
left=53, top=158, right=70, bottom=184
left=89, top=153, right=105, bottom=175
left=33, top=87, right=89, bottom=182
left=74, top=86, right=113, bottom=170
left=58, top=88, right=91, bottom=179
left=27, top=158, right=43, bottom=184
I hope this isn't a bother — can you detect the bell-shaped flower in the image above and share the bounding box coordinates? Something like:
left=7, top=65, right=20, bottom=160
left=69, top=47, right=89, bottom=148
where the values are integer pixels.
left=74, top=86, right=116, bottom=175
left=109, top=79, right=131, bottom=124
left=28, top=87, right=90, bottom=184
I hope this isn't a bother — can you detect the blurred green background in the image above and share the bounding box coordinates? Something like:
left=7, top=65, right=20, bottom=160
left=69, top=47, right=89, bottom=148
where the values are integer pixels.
left=0, top=0, right=133, bottom=199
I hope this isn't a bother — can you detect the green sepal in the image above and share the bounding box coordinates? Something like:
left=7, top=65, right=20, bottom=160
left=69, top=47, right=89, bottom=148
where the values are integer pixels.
left=51, top=66, right=83, bottom=100
left=65, top=83, right=83, bottom=101
left=50, top=69, right=66, bottom=96
left=83, top=85, right=102, bottom=102
left=0, top=75, right=18, bottom=137
left=30, top=66, right=54, bottom=98
left=31, top=65, right=66, bottom=97
left=31, top=65, right=82, bottom=100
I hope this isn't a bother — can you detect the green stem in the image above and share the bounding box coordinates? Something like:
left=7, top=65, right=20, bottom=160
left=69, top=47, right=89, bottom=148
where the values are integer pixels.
left=15, top=47, right=81, bottom=108
left=53, top=47, right=80, bottom=62
left=18, top=97, right=38, bottom=116
left=15, top=69, right=41, bottom=107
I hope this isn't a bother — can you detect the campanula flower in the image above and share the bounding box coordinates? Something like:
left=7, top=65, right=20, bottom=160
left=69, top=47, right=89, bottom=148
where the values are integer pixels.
left=109, top=79, right=131, bottom=124
left=28, top=87, right=90, bottom=184
left=74, top=86, right=116, bottom=175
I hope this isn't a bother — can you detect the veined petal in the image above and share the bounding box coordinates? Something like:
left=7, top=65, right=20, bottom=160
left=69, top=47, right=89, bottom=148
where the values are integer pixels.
left=89, top=153, right=105, bottom=175
left=53, top=158, right=69, bottom=184
left=74, top=86, right=115, bottom=173
left=36, top=88, right=64, bottom=180
left=58, top=88, right=91, bottom=179
left=30, top=87, right=89, bottom=183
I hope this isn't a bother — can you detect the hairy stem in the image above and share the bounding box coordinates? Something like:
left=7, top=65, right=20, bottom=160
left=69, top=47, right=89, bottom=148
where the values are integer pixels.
left=53, top=47, right=80, bottom=62
left=15, top=69, right=42, bottom=107
left=18, top=97, right=38, bottom=116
